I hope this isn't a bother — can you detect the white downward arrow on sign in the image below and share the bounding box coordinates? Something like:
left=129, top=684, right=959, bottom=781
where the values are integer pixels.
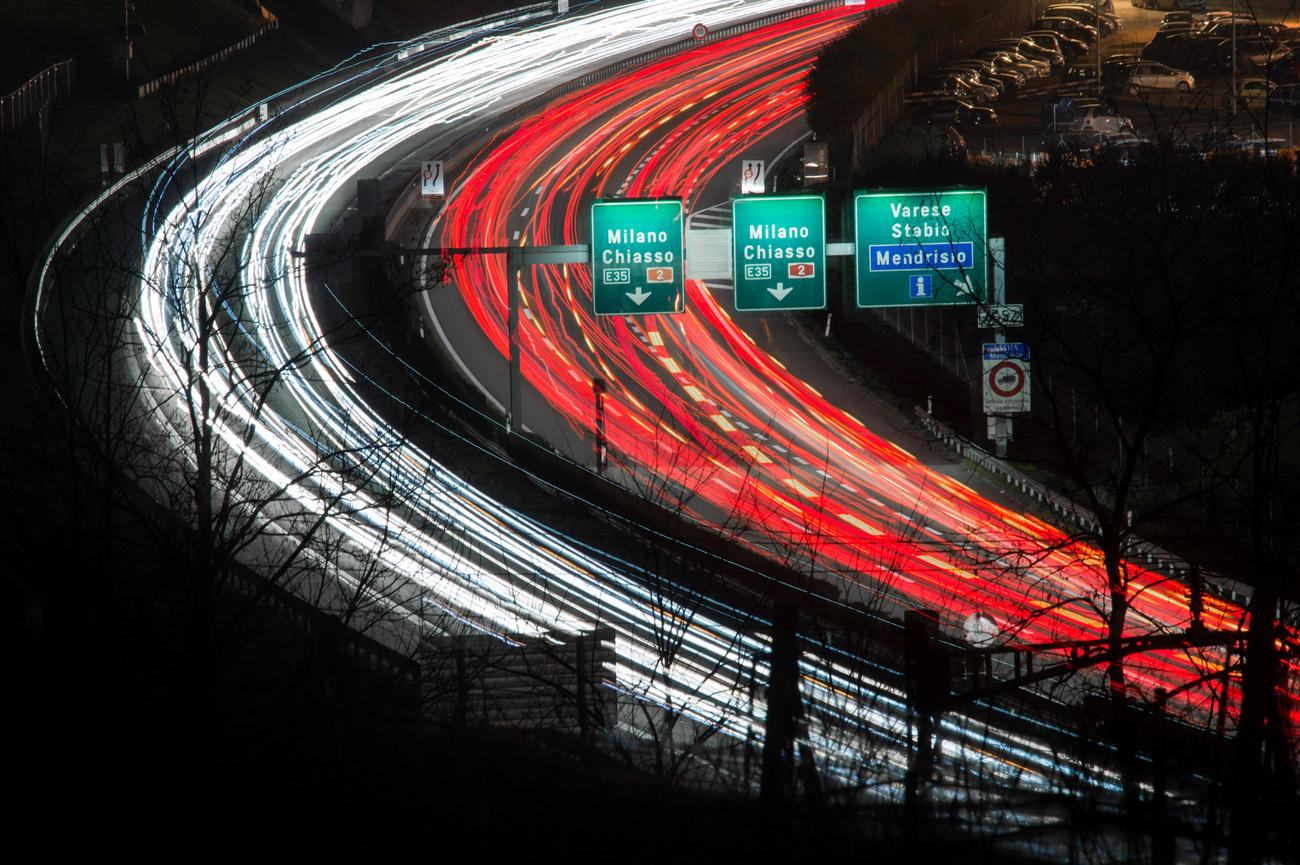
left=626, top=286, right=652, bottom=305
left=768, top=282, right=792, bottom=301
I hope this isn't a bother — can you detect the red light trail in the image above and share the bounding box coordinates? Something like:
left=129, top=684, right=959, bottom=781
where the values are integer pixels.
left=434, top=5, right=1295, bottom=726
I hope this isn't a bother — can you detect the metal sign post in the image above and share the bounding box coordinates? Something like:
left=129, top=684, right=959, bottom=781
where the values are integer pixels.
left=981, top=237, right=1022, bottom=456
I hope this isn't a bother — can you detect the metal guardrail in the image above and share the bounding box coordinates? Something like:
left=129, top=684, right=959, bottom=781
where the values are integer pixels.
left=137, top=19, right=280, bottom=99
left=1, top=60, right=76, bottom=134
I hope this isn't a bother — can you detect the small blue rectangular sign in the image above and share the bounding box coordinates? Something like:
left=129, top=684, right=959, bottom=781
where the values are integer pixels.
left=868, top=241, right=975, bottom=272
left=983, top=342, right=1030, bottom=360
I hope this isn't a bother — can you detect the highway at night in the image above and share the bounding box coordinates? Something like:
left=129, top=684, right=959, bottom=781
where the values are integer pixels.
left=29, top=0, right=1295, bottom=826
left=429, top=3, right=1286, bottom=731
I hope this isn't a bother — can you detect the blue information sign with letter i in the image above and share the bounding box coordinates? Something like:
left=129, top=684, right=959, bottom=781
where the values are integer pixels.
left=910, top=275, right=932, bottom=298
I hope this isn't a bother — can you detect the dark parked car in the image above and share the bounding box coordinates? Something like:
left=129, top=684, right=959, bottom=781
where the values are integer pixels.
left=989, top=37, right=1065, bottom=70
left=911, top=98, right=998, bottom=128
left=1060, top=62, right=1102, bottom=94
left=940, top=61, right=1010, bottom=95
left=1026, top=29, right=1089, bottom=58
left=1045, top=5, right=1124, bottom=35
left=1266, top=83, right=1300, bottom=117
left=1035, top=16, right=1098, bottom=46
left=1133, top=0, right=1206, bottom=10
left=925, top=74, right=995, bottom=104
left=1143, top=31, right=1194, bottom=66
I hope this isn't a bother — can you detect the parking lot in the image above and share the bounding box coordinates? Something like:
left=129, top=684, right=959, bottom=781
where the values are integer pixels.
left=910, top=3, right=1300, bottom=158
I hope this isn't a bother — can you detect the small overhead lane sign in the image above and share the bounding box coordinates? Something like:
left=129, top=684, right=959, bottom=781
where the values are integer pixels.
left=591, top=199, right=684, bottom=315
left=853, top=189, right=987, bottom=308
left=420, top=160, right=444, bottom=197
left=731, top=194, right=826, bottom=311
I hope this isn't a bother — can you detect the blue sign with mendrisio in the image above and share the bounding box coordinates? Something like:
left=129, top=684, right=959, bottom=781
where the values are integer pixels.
left=983, top=342, right=1029, bottom=360
left=868, top=241, right=975, bottom=270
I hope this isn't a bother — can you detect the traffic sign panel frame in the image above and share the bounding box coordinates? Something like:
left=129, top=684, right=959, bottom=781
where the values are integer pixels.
left=853, top=188, right=987, bottom=309
left=590, top=198, right=684, bottom=316
left=731, top=194, right=826, bottom=312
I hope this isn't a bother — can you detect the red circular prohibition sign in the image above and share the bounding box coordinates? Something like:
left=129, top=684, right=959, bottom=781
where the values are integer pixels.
left=988, top=360, right=1025, bottom=398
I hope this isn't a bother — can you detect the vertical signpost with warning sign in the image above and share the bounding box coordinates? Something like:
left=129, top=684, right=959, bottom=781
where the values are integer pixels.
left=982, top=342, right=1031, bottom=414
left=731, top=194, right=826, bottom=311
left=853, top=189, right=986, bottom=308
left=591, top=199, right=684, bottom=315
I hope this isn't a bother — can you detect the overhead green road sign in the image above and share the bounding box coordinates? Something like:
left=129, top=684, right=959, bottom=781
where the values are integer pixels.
left=591, top=199, right=684, bottom=315
left=853, top=189, right=987, bottom=308
left=732, top=194, right=826, bottom=311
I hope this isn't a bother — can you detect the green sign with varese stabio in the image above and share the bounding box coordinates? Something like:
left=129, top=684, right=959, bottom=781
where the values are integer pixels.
left=590, top=198, right=684, bottom=315
left=731, top=194, right=826, bottom=311
left=853, top=189, right=987, bottom=308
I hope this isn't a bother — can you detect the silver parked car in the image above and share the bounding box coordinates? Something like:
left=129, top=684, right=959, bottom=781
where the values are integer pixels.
left=1126, top=61, right=1195, bottom=93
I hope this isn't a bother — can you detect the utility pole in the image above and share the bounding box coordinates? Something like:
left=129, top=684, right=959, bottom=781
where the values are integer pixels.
left=123, top=1, right=134, bottom=83
left=1095, top=0, right=1102, bottom=93
left=506, top=248, right=522, bottom=435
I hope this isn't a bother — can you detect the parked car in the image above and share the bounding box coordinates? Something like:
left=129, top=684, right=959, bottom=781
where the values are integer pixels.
left=1135, top=0, right=1207, bottom=10
left=961, top=52, right=1027, bottom=87
left=947, top=68, right=1001, bottom=101
left=1035, top=16, right=1099, bottom=46
left=1198, top=11, right=1247, bottom=28
left=1230, top=37, right=1292, bottom=73
left=1198, top=19, right=1262, bottom=42
left=1266, top=82, right=1300, bottom=117
left=975, top=47, right=1050, bottom=79
left=1126, top=60, right=1194, bottom=93
left=1268, top=47, right=1300, bottom=82
left=1041, top=96, right=1133, bottom=134
left=1143, top=31, right=1194, bottom=66
left=1173, top=36, right=1227, bottom=73
left=1223, top=76, right=1276, bottom=111
left=989, top=37, right=1065, bottom=70
left=911, top=98, right=998, bottom=128
left=1046, top=5, right=1124, bottom=34
left=1093, top=132, right=1155, bottom=164
left=1160, top=11, right=1199, bottom=27
left=1101, top=53, right=1140, bottom=86
left=1061, top=62, right=1101, bottom=88
left=1025, top=29, right=1089, bottom=58
left=924, top=74, right=994, bottom=104
left=940, top=61, right=1012, bottom=94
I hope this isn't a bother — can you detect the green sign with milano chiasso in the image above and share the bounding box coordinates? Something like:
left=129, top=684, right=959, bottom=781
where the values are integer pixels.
left=853, top=189, right=987, bottom=308
left=590, top=198, right=684, bottom=316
